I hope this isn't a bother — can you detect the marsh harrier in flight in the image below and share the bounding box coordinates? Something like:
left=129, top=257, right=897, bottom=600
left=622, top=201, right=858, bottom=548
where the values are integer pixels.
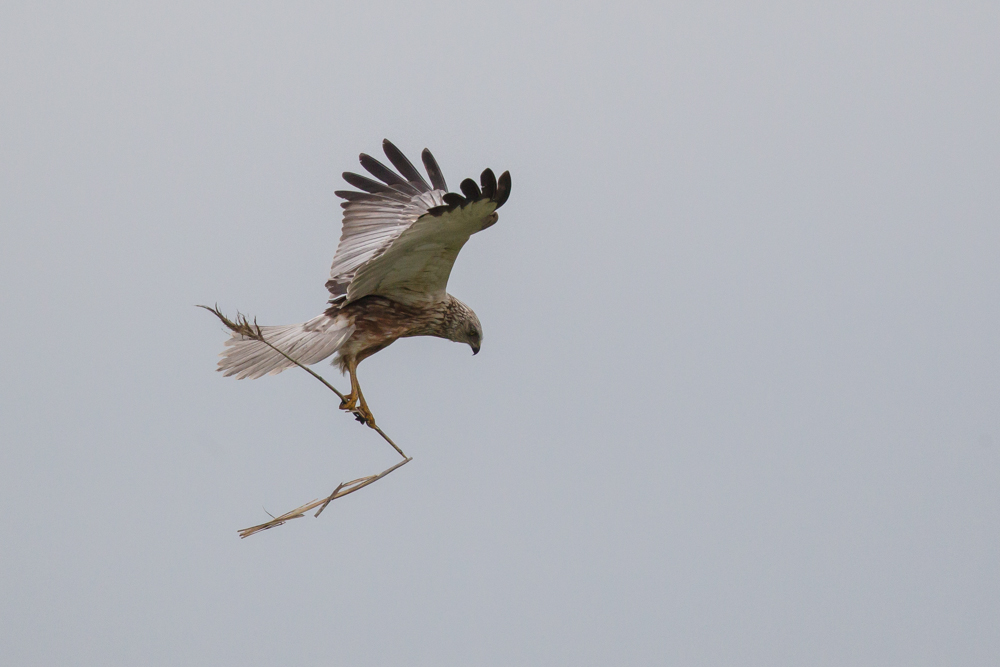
left=211, top=140, right=511, bottom=427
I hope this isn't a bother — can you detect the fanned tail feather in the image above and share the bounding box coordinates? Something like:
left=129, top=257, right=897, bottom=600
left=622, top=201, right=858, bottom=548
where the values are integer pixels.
left=217, top=314, right=354, bottom=380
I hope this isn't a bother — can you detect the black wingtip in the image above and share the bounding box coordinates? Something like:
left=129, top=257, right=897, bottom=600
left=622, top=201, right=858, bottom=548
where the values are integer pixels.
left=334, top=190, right=369, bottom=201
left=382, top=139, right=431, bottom=191
left=343, top=171, right=383, bottom=193
left=342, top=172, right=411, bottom=202
left=421, top=148, right=448, bottom=191
left=480, top=168, right=497, bottom=200
left=359, top=153, right=418, bottom=194
left=494, top=170, right=511, bottom=208
left=460, top=178, right=481, bottom=200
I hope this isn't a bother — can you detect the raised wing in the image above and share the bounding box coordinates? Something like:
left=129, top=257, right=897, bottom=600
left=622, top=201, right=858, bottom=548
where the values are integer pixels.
left=328, top=140, right=511, bottom=306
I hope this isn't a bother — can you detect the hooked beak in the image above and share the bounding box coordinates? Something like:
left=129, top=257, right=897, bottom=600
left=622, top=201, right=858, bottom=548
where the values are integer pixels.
left=471, top=343, right=480, bottom=356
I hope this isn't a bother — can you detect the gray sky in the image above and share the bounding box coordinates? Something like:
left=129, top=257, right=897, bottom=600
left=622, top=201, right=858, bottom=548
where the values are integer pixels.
left=2, top=2, right=998, bottom=665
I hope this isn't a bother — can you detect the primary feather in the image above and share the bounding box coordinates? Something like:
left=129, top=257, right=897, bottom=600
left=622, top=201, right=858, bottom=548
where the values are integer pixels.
left=214, top=139, right=511, bottom=381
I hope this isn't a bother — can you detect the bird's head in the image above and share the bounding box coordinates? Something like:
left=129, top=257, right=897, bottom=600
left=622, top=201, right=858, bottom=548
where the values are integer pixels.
left=443, top=296, right=483, bottom=355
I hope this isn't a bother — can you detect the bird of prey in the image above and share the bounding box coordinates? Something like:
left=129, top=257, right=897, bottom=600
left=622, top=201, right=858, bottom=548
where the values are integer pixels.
left=212, top=140, right=511, bottom=427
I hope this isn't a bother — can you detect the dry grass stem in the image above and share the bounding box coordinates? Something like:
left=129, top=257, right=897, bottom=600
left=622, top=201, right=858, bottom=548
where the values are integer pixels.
left=199, top=304, right=411, bottom=538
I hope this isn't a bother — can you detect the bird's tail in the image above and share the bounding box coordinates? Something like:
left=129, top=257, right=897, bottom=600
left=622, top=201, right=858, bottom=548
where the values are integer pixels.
left=217, top=314, right=354, bottom=380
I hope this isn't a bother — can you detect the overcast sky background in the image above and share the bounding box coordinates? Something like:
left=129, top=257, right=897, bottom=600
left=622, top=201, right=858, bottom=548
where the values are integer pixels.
left=1, top=2, right=998, bottom=665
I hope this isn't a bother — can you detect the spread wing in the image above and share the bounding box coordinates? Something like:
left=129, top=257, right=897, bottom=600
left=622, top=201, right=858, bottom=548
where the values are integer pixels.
left=327, top=139, right=511, bottom=306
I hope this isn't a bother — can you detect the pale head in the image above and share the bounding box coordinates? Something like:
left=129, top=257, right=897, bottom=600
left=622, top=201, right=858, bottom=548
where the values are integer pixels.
left=441, top=295, right=483, bottom=355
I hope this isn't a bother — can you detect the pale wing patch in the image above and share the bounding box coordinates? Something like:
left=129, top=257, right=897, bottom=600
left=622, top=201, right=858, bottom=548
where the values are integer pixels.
left=330, top=141, right=510, bottom=305
left=328, top=190, right=445, bottom=296
left=346, top=199, right=497, bottom=304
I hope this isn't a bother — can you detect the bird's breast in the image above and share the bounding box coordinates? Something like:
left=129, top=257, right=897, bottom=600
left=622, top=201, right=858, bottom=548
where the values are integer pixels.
left=334, top=295, right=448, bottom=363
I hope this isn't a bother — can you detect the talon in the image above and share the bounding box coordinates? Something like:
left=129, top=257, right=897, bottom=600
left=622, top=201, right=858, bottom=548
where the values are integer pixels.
left=354, top=406, right=376, bottom=428
left=341, top=359, right=375, bottom=427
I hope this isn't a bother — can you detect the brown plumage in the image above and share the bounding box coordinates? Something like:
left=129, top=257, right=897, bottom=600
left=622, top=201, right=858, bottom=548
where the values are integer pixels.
left=211, top=140, right=509, bottom=426
left=326, top=295, right=480, bottom=372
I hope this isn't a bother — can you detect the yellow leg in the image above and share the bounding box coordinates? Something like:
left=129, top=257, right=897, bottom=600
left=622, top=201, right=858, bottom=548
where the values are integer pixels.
left=339, top=362, right=359, bottom=411
left=339, top=359, right=376, bottom=427
left=355, top=383, right=375, bottom=428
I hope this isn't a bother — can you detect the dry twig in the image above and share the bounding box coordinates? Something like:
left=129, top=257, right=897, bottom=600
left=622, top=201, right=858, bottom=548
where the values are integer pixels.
left=198, top=304, right=412, bottom=538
